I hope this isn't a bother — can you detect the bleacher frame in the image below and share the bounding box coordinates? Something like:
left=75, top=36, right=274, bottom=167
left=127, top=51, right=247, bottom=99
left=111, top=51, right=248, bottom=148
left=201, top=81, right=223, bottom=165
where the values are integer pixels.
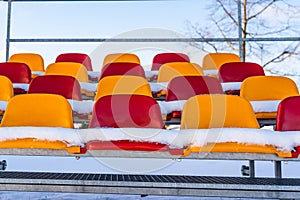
left=2, top=0, right=300, bottom=199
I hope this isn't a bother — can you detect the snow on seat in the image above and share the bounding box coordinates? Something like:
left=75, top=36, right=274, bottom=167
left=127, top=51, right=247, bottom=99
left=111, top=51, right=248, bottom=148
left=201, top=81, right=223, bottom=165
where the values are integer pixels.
left=8, top=53, right=45, bottom=79
left=99, top=62, right=146, bottom=80
left=87, top=94, right=183, bottom=154
left=94, top=75, right=152, bottom=101
left=0, top=62, right=31, bottom=94
left=180, top=94, right=291, bottom=157
left=102, top=53, right=140, bottom=66
left=0, top=94, right=80, bottom=153
left=218, top=62, right=265, bottom=95
left=240, top=76, right=299, bottom=119
left=151, top=52, right=190, bottom=71
left=165, top=76, right=223, bottom=121
left=55, top=53, right=93, bottom=71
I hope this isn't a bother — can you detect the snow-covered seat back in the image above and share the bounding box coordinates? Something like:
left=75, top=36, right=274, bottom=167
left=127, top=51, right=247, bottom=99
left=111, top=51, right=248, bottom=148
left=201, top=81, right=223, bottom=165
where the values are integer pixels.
left=94, top=75, right=152, bottom=101
left=9, top=53, right=45, bottom=72
left=1, top=94, right=74, bottom=128
left=89, top=94, right=164, bottom=128
left=276, top=96, right=300, bottom=131
left=157, top=62, right=203, bottom=83
left=45, top=62, right=88, bottom=83
left=180, top=94, right=259, bottom=129
left=28, top=75, right=82, bottom=101
left=55, top=53, right=93, bottom=71
left=202, top=52, right=241, bottom=70
left=0, top=75, right=13, bottom=101
left=151, top=53, right=190, bottom=71
left=102, top=53, right=140, bottom=66
left=99, top=62, right=146, bottom=80
left=218, top=62, right=265, bottom=83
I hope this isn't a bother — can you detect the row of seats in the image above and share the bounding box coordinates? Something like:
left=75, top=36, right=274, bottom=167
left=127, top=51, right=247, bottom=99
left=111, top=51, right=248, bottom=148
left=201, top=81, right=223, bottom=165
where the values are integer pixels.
left=0, top=93, right=299, bottom=157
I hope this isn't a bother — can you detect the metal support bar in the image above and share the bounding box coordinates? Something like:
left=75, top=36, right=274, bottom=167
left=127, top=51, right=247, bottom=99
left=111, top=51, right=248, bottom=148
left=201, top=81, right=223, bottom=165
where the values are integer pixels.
left=5, top=0, right=12, bottom=61
left=237, top=0, right=243, bottom=61
left=249, top=160, right=255, bottom=178
left=275, top=161, right=282, bottom=178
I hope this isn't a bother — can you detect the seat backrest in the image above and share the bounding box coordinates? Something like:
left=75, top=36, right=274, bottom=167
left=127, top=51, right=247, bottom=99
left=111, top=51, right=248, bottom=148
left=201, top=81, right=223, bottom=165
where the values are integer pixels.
left=218, top=62, right=265, bottom=82
left=55, top=53, right=93, bottom=71
left=276, top=96, right=300, bottom=131
left=94, top=75, right=152, bottom=101
left=166, top=76, right=223, bottom=101
left=1, top=94, right=74, bottom=128
left=157, top=62, right=203, bottom=82
left=9, top=53, right=44, bottom=72
left=0, top=62, right=31, bottom=83
left=0, top=75, right=13, bottom=101
left=180, top=94, right=259, bottom=129
left=99, top=62, right=146, bottom=80
left=240, top=76, right=299, bottom=101
left=89, top=94, right=164, bottom=128
left=102, top=53, right=140, bottom=66
left=151, top=53, right=190, bottom=71
left=202, top=53, right=240, bottom=70
left=45, top=62, right=88, bottom=83
left=28, top=75, right=82, bottom=100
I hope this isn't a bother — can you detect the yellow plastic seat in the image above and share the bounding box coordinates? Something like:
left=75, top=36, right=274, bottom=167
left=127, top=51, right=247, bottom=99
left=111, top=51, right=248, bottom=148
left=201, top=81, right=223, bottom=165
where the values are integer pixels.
left=181, top=94, right=259, bottom=129
left=0, top=75, right=13, bottom=101
left=9, top=53, right=45, bottom=72
left=45, top=62, right=88, bottom=83
left=94, top=75, right=152, bottom=101
left=157, top=62, right=204, bottom=83
left=240, top=76, right=299, bottom=119
left=0, top=94, right=78, bottom=153
left=180, top=94, right=290, bottom=157
left=202, top=53, right=240, bottom=70
left=102, top=53, right=140, bottom=66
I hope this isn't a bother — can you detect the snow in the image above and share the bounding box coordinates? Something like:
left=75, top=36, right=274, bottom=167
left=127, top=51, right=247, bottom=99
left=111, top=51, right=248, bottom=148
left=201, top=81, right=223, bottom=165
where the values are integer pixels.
left=250, top=100, right=280, bottom=113
left=68, top=100, right=94, bottom=114
left=149, top=82, right=168, bottom=93
left=221, top=82, right=242, bottom=92
left=87, top=71, right=100, bottom=79
left=0, top=127, right=299, bottom=152
left=12, top=83, right=29, bottom=91
left=145, top=70, right=158, bottom=79
left=203, top=69, right=219, bottom=76
left=0, top=101, right=8, bottom=111
left=158, top=100, right=186, bottom=115
left=31, top=71, right=45, bottom=76
left=79, top=82, right=97, bottom=92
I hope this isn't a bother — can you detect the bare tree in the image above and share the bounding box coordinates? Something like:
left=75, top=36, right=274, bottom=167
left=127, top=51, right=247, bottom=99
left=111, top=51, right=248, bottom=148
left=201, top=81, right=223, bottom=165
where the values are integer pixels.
left=187, top=0, right=300, bottom=68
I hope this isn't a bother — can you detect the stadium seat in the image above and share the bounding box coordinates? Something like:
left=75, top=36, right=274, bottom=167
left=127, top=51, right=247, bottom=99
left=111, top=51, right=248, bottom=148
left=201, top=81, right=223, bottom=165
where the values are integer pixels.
left=151, top=53, right=190, bottom=71
left=165, top=76, right=223, bottom=121
left=240, top=76, right=299, bottom=119
left=181, top=94, right=259, bottom=129
left=219, top=62, right=265, bottom=83
left=99, top=62, right=146, bottom=80
left=55, top=53, right=93, bottom=71
left=102, top=53, right=140, bottom=66
left=157, top=62, right=204, bottom=83
left=0, top=62, right=31, bottom=94
left=87, top=94, right=178, bottom=153
left=218, top=62, right=265, bottom=95
left=45, top=62, right=88, bottom=83
left=28, top=75, right=82, bottom=100
left=0, top=76, right=13, bottom=102
left=0, top=94, right=79, bottom=153
left=202, top=53, right=240, bottom=70
left=9, top=53, right=44, bottom=72
left=180, top=94, right=289, bottom=157
left=94, top=75, right=152, bottom=101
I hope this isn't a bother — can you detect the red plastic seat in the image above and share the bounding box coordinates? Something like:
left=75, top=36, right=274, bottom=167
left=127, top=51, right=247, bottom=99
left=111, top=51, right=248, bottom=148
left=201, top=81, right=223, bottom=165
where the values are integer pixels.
left=28, top=75, right=82, bottom=100
left=151, top=53, right=190, bottom=71
left=0, top=62, right=31, bottom=94
left=166, top=76, right=223, bottom=120
left=86, top=94, right=179, bottom=153
left=99, top=62, right=146, bottom=80
left=55, top=53, right=93, bottom=71
left=219, top=62, right=265, bottom=82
